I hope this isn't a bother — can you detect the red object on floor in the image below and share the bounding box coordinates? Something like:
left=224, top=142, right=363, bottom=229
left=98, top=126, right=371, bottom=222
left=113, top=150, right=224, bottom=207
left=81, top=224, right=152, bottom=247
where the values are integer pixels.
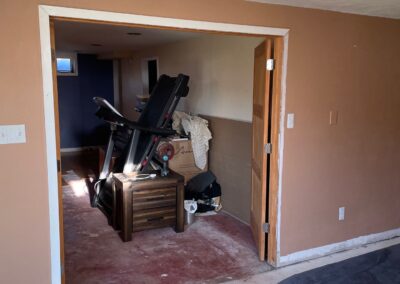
left=63, top=178, right=271, bottom=284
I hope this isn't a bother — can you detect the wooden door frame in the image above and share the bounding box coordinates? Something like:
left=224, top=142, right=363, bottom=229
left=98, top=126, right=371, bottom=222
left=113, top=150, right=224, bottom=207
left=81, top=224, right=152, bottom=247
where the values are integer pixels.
left=267, top=35, right=284, bottom=265
left=38, top=5, right=289, bottom=283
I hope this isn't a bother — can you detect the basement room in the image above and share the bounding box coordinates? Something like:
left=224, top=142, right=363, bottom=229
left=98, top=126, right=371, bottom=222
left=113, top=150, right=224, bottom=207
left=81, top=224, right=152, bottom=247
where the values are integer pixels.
left=53, top=19, right=275, bottom=283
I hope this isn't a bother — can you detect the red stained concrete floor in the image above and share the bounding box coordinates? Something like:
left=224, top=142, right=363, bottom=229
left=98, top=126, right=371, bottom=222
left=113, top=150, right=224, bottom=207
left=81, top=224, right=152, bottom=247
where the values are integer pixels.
left=62, top=153, right=271, bottom=284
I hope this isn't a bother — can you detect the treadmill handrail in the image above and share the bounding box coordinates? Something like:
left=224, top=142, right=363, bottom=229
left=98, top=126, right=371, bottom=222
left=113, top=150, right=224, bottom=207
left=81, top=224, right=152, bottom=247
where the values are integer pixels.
left=94, top=100, right=176, bottom=136
left=93, top=97, right=123, bottom=117
left=122, top=118, right=176, bottom=136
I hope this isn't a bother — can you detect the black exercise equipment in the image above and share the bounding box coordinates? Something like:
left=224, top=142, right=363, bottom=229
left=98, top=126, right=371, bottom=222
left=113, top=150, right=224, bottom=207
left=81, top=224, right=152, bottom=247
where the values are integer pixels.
left=92, top=74, right=190, bottom=219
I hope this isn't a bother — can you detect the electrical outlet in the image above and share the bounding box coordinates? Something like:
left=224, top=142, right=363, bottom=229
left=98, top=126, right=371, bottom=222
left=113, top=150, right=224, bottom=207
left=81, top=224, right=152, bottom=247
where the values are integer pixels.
left=339, top=207, right=345, bottom=221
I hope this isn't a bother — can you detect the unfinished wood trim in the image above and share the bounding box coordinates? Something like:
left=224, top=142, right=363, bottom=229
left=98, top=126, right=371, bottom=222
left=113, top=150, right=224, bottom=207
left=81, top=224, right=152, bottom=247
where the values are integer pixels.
left=275, top=33, right=289, bottom=266
left=267, top=36, right=284, bottom=266
left=253, top=104, right=264, bottom=119
left=251, top=158, right=262, bottom=179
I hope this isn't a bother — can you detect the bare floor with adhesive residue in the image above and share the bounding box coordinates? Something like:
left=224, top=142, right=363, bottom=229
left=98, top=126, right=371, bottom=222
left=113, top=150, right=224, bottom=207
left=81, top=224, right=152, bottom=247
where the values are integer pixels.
left=62, top=152, right=271, bottom=284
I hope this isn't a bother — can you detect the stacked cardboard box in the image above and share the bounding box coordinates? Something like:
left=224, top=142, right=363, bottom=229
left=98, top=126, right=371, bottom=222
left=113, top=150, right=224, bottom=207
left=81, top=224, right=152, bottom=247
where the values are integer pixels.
left=168, top=138, right=208, bottom=184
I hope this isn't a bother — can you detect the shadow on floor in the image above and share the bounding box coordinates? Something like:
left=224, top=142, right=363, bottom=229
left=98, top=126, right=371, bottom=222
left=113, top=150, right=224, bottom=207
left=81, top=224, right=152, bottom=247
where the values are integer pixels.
left=61, top=150, right=272, bottom=283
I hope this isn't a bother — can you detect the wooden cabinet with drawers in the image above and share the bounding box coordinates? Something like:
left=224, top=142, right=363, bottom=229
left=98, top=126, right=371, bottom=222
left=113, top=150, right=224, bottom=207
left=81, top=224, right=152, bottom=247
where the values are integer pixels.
left=112, top=171, right=184, bottom=242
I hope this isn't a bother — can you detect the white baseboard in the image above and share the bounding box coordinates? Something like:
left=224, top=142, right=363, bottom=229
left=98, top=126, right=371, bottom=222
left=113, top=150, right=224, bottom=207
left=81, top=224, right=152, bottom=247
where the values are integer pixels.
left=60, top=146, right=99, bottom=153
left=221, top=209, right=249, bottom=226
left=278, top=227, right=400, bottom=267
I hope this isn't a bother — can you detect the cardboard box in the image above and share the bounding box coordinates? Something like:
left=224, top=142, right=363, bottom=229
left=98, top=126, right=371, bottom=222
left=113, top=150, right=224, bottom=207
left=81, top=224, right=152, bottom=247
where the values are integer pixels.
left=168, top=139, right=208, bottom=183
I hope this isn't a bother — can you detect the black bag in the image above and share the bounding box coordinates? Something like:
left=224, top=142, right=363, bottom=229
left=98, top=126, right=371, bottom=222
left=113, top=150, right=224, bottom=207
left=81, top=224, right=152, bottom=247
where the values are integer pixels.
left=185, top=171, right=222, bottom=212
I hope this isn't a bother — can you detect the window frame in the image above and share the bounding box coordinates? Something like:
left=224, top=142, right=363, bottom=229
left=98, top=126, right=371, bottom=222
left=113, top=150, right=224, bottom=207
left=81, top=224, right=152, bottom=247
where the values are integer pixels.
left=56, top=51, right=79, bottom=76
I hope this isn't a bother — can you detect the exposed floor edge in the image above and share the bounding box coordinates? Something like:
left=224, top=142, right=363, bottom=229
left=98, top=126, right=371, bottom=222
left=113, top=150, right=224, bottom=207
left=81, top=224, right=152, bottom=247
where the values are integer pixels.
left=278, top=227, right=400, bottom=266
left=227, top=236, right=400, bottom=283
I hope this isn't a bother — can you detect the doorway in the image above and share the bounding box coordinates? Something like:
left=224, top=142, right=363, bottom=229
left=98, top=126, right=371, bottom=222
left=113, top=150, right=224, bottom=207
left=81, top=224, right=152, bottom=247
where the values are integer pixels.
left=39, top=5, right=288, bottom=283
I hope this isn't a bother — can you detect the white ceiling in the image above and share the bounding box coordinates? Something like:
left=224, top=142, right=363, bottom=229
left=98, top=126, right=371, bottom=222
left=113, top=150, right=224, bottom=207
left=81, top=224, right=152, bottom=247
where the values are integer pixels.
left=248, top=0, right=400, bottom=19
left=54, top=21, right=203, bottom=54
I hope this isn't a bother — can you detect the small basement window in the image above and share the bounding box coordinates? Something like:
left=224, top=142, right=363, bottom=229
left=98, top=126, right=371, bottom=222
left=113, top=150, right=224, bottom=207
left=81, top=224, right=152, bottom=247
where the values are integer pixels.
left=57, top=58, right=72, bottom=73
left=56, top=52, right=78, bottom=76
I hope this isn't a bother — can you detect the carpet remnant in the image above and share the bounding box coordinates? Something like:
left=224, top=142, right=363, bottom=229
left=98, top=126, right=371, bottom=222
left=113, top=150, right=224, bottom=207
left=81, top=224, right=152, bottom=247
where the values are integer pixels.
left=62, top=173, right=271, bottom=284
left=280, top=244, right=400, bottom=284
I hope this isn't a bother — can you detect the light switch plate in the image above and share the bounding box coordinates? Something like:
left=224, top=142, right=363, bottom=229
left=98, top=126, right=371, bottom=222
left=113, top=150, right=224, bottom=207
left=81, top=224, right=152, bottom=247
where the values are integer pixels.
left=287, top=113, right=295, bottom=129
left=0, top=125, right=26, bottom=144
left=8, top=124, right=26, bottom=144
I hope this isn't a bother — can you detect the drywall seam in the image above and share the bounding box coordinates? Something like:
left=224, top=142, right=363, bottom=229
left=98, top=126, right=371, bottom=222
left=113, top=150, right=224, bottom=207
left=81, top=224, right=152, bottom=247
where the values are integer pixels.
left=275, top=33, right=289, bottom=266
left=278, top=227, right=400, bottom=266
left=41, top=5, right=289, bottom=36
left=38, top=6, right=61, bottom=284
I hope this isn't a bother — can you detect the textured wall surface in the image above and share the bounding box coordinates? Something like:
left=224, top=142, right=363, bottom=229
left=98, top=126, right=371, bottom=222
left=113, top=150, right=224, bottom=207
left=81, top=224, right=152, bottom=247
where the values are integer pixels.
left=0, top=1, right=399, bottom=283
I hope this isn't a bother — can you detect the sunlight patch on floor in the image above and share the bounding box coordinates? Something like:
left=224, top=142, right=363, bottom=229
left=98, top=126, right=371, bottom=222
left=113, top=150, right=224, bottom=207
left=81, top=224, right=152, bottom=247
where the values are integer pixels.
left=62, top=170, right=88, bottom=197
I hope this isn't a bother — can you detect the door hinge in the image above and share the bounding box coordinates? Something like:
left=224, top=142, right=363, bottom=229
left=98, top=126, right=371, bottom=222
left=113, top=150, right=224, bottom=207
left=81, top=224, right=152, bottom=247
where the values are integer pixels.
left=263, top=223, right=270, bottom=233
left=57, top=159, right=61, bottom=173
left=266, top=59, right=274, bottom=71
left=264, top=143, right=272, bottom=154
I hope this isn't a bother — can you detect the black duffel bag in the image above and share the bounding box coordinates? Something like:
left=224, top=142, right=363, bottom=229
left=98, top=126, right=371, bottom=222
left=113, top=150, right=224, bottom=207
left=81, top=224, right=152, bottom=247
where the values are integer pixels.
left=185, top=171, right=222, bottom=212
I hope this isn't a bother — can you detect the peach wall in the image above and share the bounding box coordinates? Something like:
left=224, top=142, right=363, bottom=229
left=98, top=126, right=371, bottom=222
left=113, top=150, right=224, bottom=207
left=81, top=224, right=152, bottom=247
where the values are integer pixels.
left=0, top=0, right=399, bottom=283
left=280, top=15, right=400, bottom=255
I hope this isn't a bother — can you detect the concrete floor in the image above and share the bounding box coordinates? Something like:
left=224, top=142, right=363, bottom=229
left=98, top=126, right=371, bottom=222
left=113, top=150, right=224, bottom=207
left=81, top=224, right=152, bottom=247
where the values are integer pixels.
left=61, top=151, right=271, bottom=283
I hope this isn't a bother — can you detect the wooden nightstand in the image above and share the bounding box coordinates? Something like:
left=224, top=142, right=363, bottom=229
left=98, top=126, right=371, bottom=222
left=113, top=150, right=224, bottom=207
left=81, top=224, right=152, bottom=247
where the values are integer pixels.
left=112, top=171, right=184, bottom=242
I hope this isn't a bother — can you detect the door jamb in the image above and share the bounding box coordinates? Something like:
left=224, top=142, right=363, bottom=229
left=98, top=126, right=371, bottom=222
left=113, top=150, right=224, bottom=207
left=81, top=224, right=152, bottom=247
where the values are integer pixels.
left=38, top=5, right=289, bottom=283
left=266, top=35, right=285, bottom=265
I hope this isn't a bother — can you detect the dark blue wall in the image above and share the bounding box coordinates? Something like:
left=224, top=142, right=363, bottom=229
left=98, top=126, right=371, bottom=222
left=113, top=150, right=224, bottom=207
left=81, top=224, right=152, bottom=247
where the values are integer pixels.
left=57, top=54, right=114, bottom=148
